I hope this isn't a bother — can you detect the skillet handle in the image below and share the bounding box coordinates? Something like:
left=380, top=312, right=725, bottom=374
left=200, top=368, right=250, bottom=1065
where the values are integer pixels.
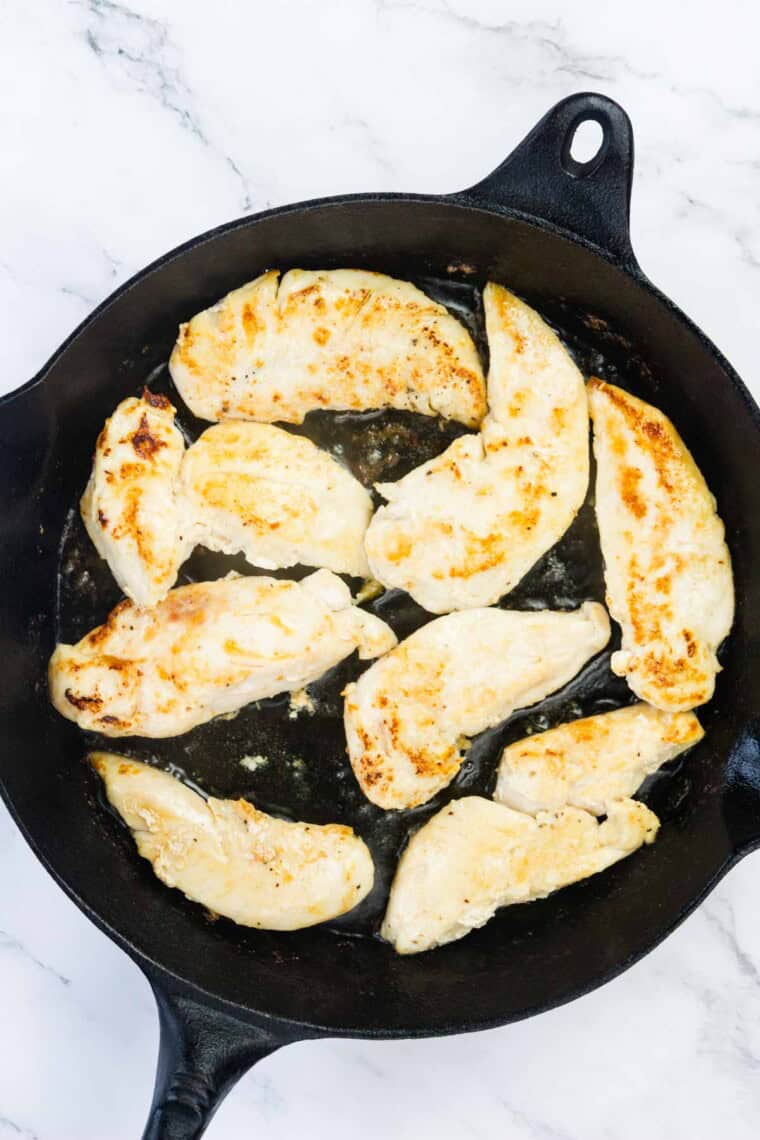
left=459, top=92, right=638, bottom=270
left=141, top=976, right=291, bottom=1140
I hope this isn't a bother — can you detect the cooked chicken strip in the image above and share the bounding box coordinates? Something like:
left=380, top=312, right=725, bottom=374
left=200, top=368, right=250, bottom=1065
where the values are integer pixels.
left=91, top=754, right=374, bottom=930
left=81, top=391, right=187, bottom=607
left=344, top=602, right=610, bottom=810
left=365, top=284, right=589, bottom=613
left=83, top=397, right=375, bottom=600
left=382, top=796, right=659, bottom=954
left=50, top=570, right=396, bottom=738
left=589, top=379, right=734, bottom=711
left=181, top=421, right=372, bottom=578
left=495, top=703, right=703, bottom=816
left=169, top=268, right=486, bottom=426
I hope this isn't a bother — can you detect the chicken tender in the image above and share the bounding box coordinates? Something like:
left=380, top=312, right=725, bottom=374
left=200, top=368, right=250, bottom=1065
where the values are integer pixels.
left=91, top=754, right=374, bottom=930
left=169, top=269, right=485, bottom=426
left=495, top=703, right=703, bottom=815
left=50, top=570, right=396, bottom=737
left=589, top=379, right=734, bottom=710
left=82, top=396, right=375, bottom=601
left=344, top=602, right=610, bottom=809
left=181, top=421, right=372, bottom=579
left=365, top=284, right=589, bottom=612
left=81, top=391, right=187, bottom=607
left=382, top=795, right=659, bottom=954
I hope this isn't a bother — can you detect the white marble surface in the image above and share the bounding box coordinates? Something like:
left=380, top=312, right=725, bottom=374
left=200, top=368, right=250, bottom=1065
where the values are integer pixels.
left=1, top=1, right=760, bottom=1136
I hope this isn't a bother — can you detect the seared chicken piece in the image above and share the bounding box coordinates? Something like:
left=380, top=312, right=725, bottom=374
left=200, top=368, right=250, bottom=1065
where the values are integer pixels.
left=50, top=570, right=396, bottom=738
left=365, top=284, right=589, bottom=613
left=344, top=602, right=610, bottom=810
left=83, top=398, right=375, bottom=600
left=495, top=703, right=703, bottom=816
left=91, top=754, right=374, bottom=929
left=382, top=795, right=659, bottom=954
left=181, top=421, right=372, bottom=578
left=589, top=379, right=734, bottom=711
left=169, top=269, right=485, bottom=426
left=81, top=392, right=187, bottom=607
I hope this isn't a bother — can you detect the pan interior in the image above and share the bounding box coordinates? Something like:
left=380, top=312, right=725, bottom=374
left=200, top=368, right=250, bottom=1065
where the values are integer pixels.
left=55, top=273, right=718, bottom=938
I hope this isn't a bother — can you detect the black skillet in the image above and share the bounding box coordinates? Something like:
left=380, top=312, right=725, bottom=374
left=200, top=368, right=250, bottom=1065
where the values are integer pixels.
left=1, top=92, right=759, bottom=1139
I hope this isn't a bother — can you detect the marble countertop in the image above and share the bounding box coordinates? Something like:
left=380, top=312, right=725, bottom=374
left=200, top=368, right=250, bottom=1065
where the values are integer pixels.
left=1, top=1, right=760, bottom=1136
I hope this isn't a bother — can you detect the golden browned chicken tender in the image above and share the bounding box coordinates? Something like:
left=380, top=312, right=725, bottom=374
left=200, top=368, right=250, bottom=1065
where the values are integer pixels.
left=344, top=602, right=610, bottom=810
left=495, top=703, right=703, bottom=815
left=82, top=396, right=375, bottom=602
left=92, top=754, right=374, bottom=930
left=382, top=796, right=659, bottom=954
left=180, top=421, right=373, bottom=578
left=169, top=269, right=486, bottom=426
left=365, top=284, right=589, bottom=612
left=81, top=391, right=187, bottom=608
left=589, top=379, right=734, bottom=711
left=50, top=570, right=396, bottom=738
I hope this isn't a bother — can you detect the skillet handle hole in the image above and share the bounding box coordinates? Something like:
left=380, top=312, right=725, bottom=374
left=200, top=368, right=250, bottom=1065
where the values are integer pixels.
left=562, top=117, right=608, bottom=179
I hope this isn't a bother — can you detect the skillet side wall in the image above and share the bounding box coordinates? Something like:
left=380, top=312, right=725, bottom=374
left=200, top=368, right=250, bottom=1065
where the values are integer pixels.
left=1, top=198, right=759, bottom=1035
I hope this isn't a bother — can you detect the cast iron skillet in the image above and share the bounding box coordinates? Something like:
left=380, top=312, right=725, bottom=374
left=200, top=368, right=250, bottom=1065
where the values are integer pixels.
left=1, top=93, right=760, bottom=1139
